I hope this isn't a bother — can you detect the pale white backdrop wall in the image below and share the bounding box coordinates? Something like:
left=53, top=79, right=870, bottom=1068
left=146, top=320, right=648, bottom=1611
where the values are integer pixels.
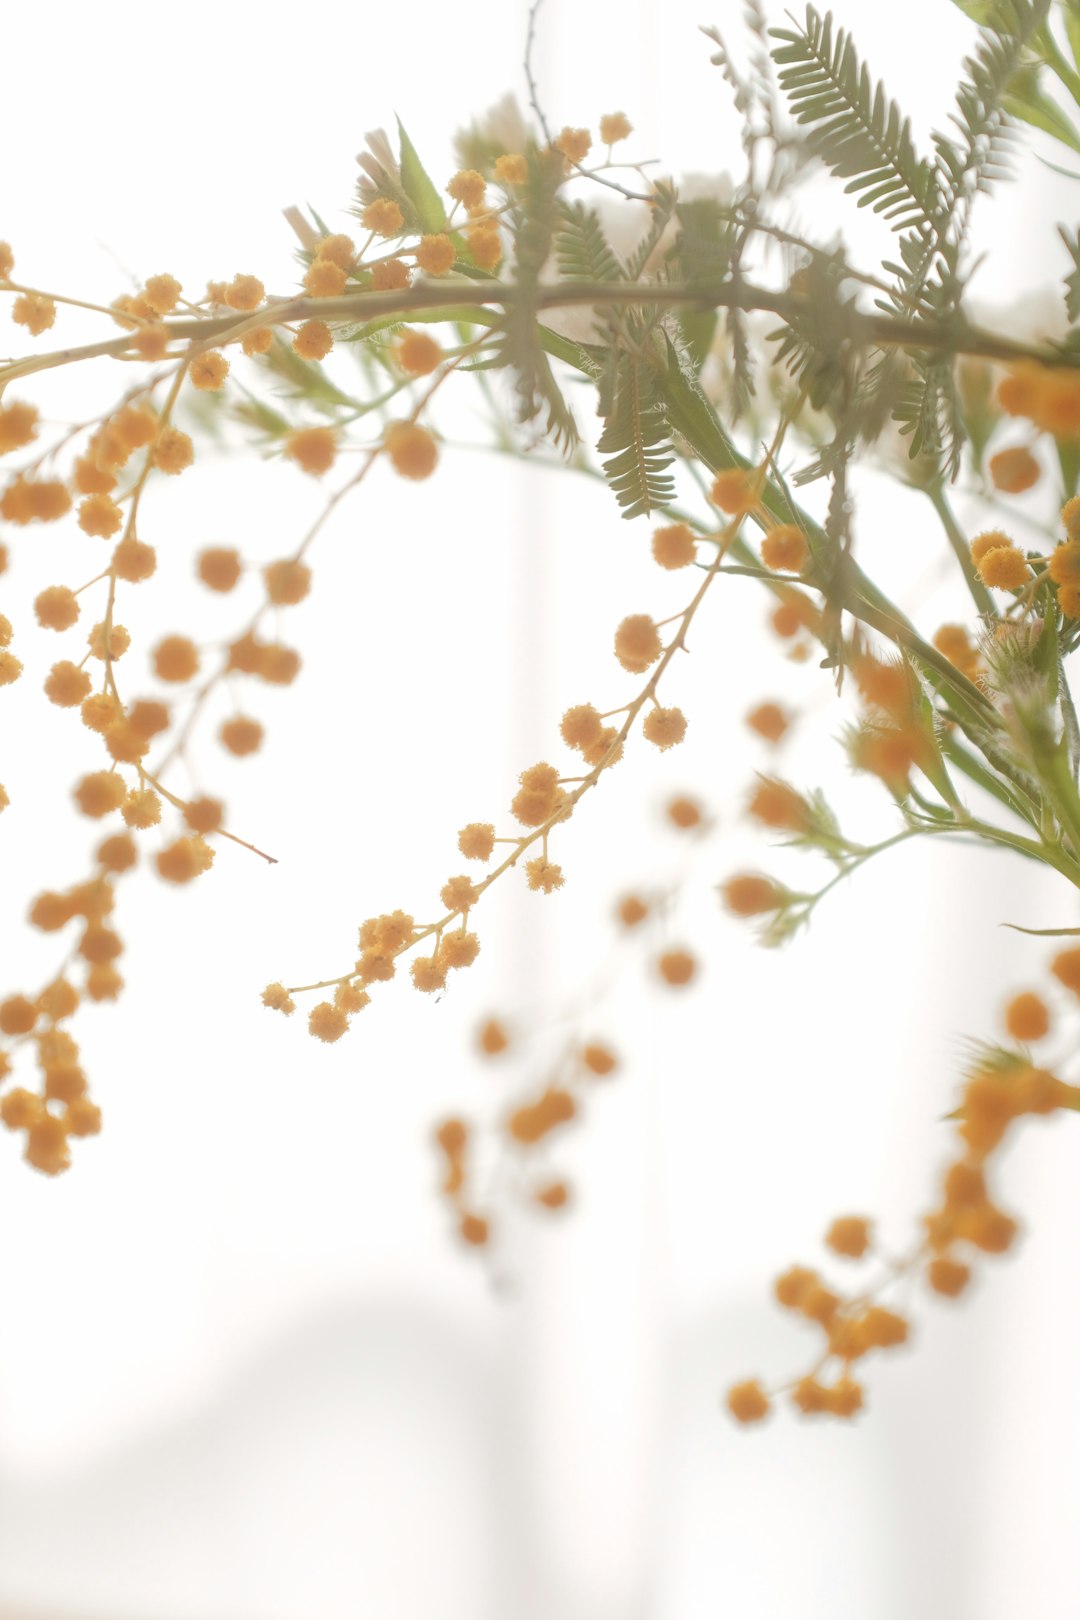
left=1, top=2, right=1079, bottom=1617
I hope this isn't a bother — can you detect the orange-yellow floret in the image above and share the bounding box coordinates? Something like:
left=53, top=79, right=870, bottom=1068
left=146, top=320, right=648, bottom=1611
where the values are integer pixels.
left=104, top=720, right=150, bottom=764
left=384, top=420, right=438, bottom=480
left=459, top=1212, right=489, bottom=1246
left=1004, top=991, right=1050, bottom=1042
left=153, top=635, right=199, bottom=683
left=142, top=274, right=182, bottom=315
left=494, top=153, right=528, bottom=184
left=0, top=995, right=37, bottom=1036
left=371, top=258, right=410, bottom=291
left=560, top=703, right=604, bottom=750
left=411, top=956, right=448, bottom=993
left=617, top=894, right=648, bottom=927
left=183, top=797, right=223, bottom=834
left=657, top=948, right=696, bottom=986
left=438, top=930, right=481, bottom=970
left=0, top=650, right=22, bottom=685
left=643, top=706, right=687, bottom=750
left=74, top=771, right=127, bottom=819
left=458, top=822, right=496, bottom=861
left=335, top=982, right=370, bottom=1014
left=153, top=428, right=194, bottom=475
left=262, top=982, right=296, bottom=1015
left=155, top=836, right=214, bottom=884
left=466, top=226, right=503, bottom=270
left=190, top=351, right=230, bottom=391
left=224, top=274, right=265, bottom=311
left=13, top=293, right=56, bottom=335
left=131, top=325, right=170, bottom=361
left=825, top=1216, right=873, bottom=1259
left=309, top=1001, right=349, bottom=1042
left=969, top=529, right=1012, bottom=564
left=30, top=890, right=76, bottom=931
left=285, top=426, right=337, bottom=476
left=264, top=559, right=312, bottom=605
left=651, top=523, right=696, bottom=569
left=241, top=327, right=274, bottom=357
left=24, top=1115, right=71, bottom=1175
left=112, top=536, right=157, bottom=582
left=0, top=1088, right=44, bottom=1130
left=478, top=1017, right=509, bottom=1055
left=440, top=874, right=478, bottom=912
left=976, top=544, right=1029, bottom=590
left=315, top=235, right=356, bottom=270
left=414, top=235, right=455, bottom=276
left=74, top=456, right=117, bottom=495
left=34, top=586, right=79, bottom=631
left=198, top=547, right=243, bottom=592
left=710, top=468, right=756, bottom=514
left=45, top=660, right=91, bottom=706
left=396, top=329, right=443, bottom=375
left=526, top=858, right=564, bottom=893
left=98, top=833, right=137, bottom=872
left=748, top=777, right=810, bottom=831
left=989, top=446, right=1040, bottom=493
left=81, top=692, right=121, bottom=732
left=726, top=1380, right=771, bottom=1424
left=582, top=1042, right=617, bottom=1076
left=2, top=476, right=72, bottom=523
left=87, top=621, right=130, bottom=661
left=304, top=259, right=347, bottom=298
left=761, top=524, right=808, bottom=572
left=293, top=320, right=334, bottom=361
left=0, top=400, right=38, bottom=454
left=447, top=170, right=486, bottom=210
left=555, top=127, right=592, bottom=165
left=581, top=726, right=624, bottom=768
left=721, top=874, right=784, bottom=916
left=362, top=198, right=405, bottom=236
left=77, top=493, right=123, bottom=538
left=121, top=789, right=162, bottom=829
left=599, top=112, right=633, bottom=144
left=85, top=964, right=123, bottom=1001
left=614, top=614, right=661, bottom=672
left=220, top=716, right=264, bottom=756
left=666, top=795, right=702, bottom=829
left=0, top=243, right=13, bottom=279
left=745, top=701, right=789, bottom=743
left=927, top=1257, right=971, bottom=1298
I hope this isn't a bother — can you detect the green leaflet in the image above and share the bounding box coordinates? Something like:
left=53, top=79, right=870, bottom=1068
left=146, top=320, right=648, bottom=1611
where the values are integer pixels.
left=769, top=5, right=938, bottom=233
left=595, top=344, right=676, bottom=521
left=1058, top=225, right=1080, bottom=321
left=497, top=147, right=580, bottom=454
left=555, top=201, right=624, bottom=282
left=396, top=119, right=446, bottom=234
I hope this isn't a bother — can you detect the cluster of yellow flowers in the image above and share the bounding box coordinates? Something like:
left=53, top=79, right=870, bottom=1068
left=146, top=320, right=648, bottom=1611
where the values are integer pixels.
left=8, top=96, right=1080, bottom=1443
left=0, top=115, right=642, bottom=1174
left=727, top=950, right=1080, bottom=1424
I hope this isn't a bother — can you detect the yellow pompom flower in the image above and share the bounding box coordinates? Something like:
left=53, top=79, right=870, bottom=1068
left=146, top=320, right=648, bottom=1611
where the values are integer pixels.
left=384, top=421, right=438, bottom=480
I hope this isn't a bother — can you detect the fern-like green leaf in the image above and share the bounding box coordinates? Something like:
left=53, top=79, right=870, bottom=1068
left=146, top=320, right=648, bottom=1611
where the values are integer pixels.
left=555, top=201, right=624, bottom=283
left=769, top=6, right=938, bottom=232
left=596, top=342, right=676, bottom=521
left=496, top=147, right=579, bottom=454
left=1059, top=224, right=1080, bottom=323
left=933, top=0, right=1049, bottom=214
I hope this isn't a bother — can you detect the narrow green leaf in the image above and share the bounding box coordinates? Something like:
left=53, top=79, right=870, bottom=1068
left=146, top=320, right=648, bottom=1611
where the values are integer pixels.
left=1004, top=73, right=1080, bottom=151
left=396, top=118, right=446, bottom=233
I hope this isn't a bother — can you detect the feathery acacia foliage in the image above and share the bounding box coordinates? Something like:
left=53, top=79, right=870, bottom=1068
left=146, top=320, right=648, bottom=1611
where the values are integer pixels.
left=6, top=0, right=1080, bottom=1432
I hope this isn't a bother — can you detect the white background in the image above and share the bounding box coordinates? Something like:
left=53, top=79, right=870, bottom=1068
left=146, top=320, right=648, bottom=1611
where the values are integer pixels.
left=1, top=1, right=1079, bottom=1616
